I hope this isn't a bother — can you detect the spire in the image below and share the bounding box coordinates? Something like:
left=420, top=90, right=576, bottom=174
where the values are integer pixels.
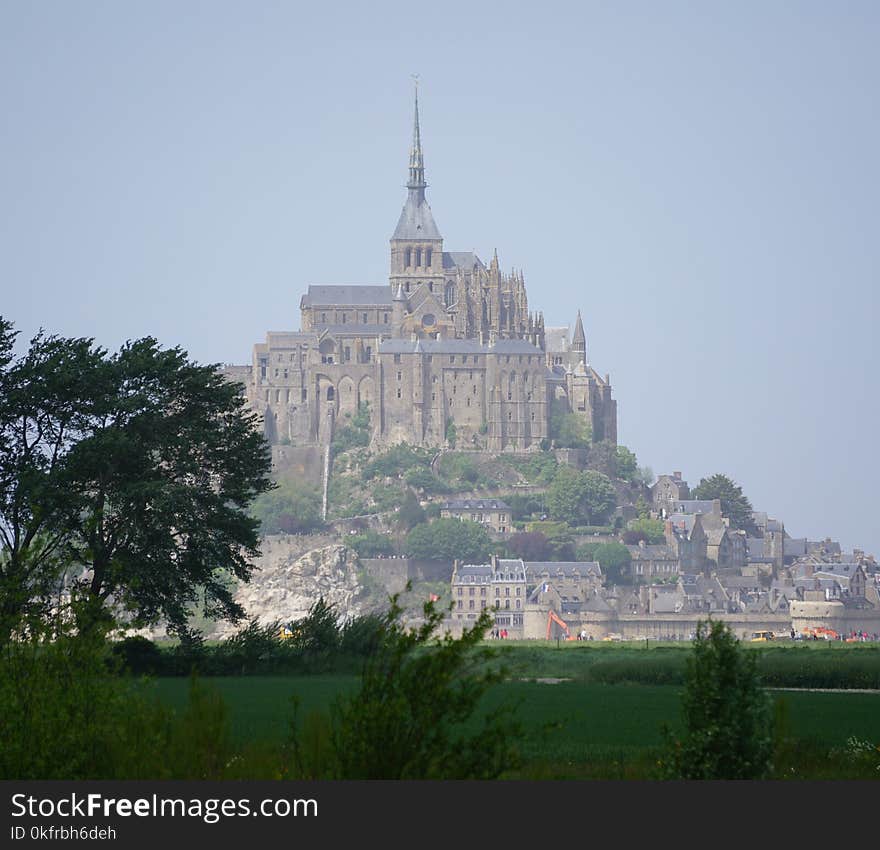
left=572, top=310, right=586, bottom=358
left=407, top=78, right=426, bottom=197
left=392, top=79, right=441, bottom=242
left=393, top=282, right=407, bottom=302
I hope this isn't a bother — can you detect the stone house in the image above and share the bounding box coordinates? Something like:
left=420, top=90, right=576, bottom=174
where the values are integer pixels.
left=450, top=556, right=526, bottom=636
left=651, top=472, right=690, bottom=515
left=440, top=498, right=511, bottom=534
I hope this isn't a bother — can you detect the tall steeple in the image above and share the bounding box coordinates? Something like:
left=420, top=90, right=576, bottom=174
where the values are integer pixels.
left=407, top=80, right=426, bottom=199
left=391, top=79, right=443, bottom=292
left=572, top=310, right=587, bottom=361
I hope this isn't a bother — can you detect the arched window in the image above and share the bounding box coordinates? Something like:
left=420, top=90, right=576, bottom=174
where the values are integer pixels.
left=326, top=386, right=335, bottom=401
left=415, top=248, right=422, bottom=267
left=426, top=248, right=432, bottom=267
left=404, top=248, right=411, bottom=268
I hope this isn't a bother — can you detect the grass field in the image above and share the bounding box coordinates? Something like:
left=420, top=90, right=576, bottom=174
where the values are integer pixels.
left=151, top=667, right=880, bottom=779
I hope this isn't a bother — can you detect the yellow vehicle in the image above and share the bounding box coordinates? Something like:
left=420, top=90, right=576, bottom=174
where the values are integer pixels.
left=749, top=630, right=774, bottom=642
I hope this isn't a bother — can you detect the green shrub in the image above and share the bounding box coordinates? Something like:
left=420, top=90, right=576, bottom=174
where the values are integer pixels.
left=287, top=595, right=522, bottom=779
left=350, top=530, right=396, bottom=558
left=662, top=621, right=773, bottom=779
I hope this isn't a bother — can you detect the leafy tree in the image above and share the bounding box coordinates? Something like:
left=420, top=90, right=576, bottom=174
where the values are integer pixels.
left=362, top=443, right=432, bottom=480
left=395, top=489, right=427, bottom=531
left=576, top=541, right=631, bottom=584
left=0, top=323, right=110, bottom=641
left=506, top=531, right=552, bottom=561
left=250, top=477, right=323, bottom=535
left=0, top=321, right=273, bottom=640
left=549, top=399, right=591, bottom=449
left=405, top=518, right=492, bottom=563
left=349, top=530, right=396, bottom=558
left=288, top=595, right=521, bottom=779
left=615, top=445, right=638, bottom=481
left=662, top=620, right=773, bottom=779
left=692, top=473, right=757, bottom=534
left=546, top=467, right=617, bottom=526
left=625, top=516, right=666, bottom=544
left=586, top=439, right=617, bottom=477
left=504, top=493, right=544, bottom=522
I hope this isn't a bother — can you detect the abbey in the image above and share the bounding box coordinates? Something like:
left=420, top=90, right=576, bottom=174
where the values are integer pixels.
left=234, top=91, right=616, bottom=451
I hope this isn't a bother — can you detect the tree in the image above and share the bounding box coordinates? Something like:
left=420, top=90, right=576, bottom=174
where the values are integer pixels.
left=692, top=473, right=757, bottom=534
left=662, top=620, right=773, bottom=779
left=288, top=595, right=521, bottom=779
left=395, top=489, right=426, bottom=531
left=445, top=418, right=457, bottom=448
left=615, top=445, right=638, bottom=481
left=625, top=516, right=666, bottom=544
left=0, top=321, right=273, bottom=640
left=576, top=541, right=631, bottom=584
left=405, top=518, right=492, bottom=563
left=546, top=467, right=617, bottom=526
left=250, top=477, right=323, bottom=535
left=549, top=399, right=591, bottom=449
left=0, top=323, right=109, bottom=641
left=506, top=531, right=552, bottom=561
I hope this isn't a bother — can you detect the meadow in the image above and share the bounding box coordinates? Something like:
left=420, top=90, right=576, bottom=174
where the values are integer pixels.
left=150, top=641, right=880, bottom=779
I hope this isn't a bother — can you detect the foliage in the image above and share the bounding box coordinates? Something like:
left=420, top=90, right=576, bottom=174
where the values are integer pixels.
left=350, top=530, right=396, bottom=558
left=586, top=439, right=618, bottom=477
left=327, top=475, right=367, bottom=519
left=287, top=595, right=521, bottom=779
left=372, top=482, right=408, bottom=513
left=692, top=473, right=757, bottom=534
left=504, top=492, right=545, bottom=522
left=405, top=518, right=493, bottom=562
left=625, top=516, right=666, bottom=544
left=498, top=451, right=558, bottom=485
left=506, top=531, right=552, bottom=561
left=0, top=320, right=273, bottom=642
left=445, top=417, right=458, bottom=448
left=332, top=403, right=371, bottom=457
left=395, top=489, right=427, bottom=531
left=546, top=467, right=617, bottom=526
left=437, top=452, right=496, bottom=490
left=362, top=443, right=432, bottom=480
left=549, top=399, right=591, bottom=449
left=403, top=466, right=450, bottom=494
left=615, top=445, right=638, bottom=481
left=250, top=477, right=323, bottom=535
left=662, top=620, right=773, bottom=779
left=576, top=541, right=632, bottom=584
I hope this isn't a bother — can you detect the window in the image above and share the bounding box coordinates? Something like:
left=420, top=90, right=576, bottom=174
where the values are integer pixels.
left=362, top=313, right=368, bottom=323
left=515, top=586, right=521, bottom=596
left=344, top=347, right=351, bottom=362
left=404, top=248, right=411, bottom=267
left=396, top=389, right=402, bottom=399
left=457, top=600, right=462, bottom=610
left=450, top=356, right=455, bottom=363
left=469, top=599, right=474, bottom=610
left=457, top=588, right=463, bottom=596
left=495, top=588, right=500, bottom=597
left=397, top=371, right=402, bottom=381
left=301, top=389, right=307, bottom=401
left=321, top=313, right=327, bottom=323
left=426, top=248, right=432, bottom=266
left=394, top=354, right=401, bottom=363
left=469, top=587, right=474, bottom=597
left=327, top=386, right=335, bottom=401
left=515, top=600, right=521, bottom=609
left=384, top=313, right=389, bottom=324
left=341, top=313, right=347, bottom=324
left=480, top=587, right=486, bottom=596
left=415, top=248, right=422, bottom=267
left=505, top=600, right=510, bottom=609
left=505, top=587, right=510, bottom=597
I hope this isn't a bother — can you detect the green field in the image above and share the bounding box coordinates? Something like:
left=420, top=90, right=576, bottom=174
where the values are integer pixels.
left=151, top=668, right=880, bottom=779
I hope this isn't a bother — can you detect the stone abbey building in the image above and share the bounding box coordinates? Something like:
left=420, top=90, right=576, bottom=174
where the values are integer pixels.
left=232, top=91, right=617, bottom=451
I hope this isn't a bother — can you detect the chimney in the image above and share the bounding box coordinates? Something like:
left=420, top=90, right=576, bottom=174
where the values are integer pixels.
left=673, top=471, right=682, bottom=481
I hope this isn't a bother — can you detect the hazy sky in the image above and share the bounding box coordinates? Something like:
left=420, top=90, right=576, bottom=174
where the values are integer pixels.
left=2, top=1, right=878, bottom=554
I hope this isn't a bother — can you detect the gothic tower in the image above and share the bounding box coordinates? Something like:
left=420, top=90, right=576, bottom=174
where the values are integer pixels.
left=389, top=83, right=445, bottom=298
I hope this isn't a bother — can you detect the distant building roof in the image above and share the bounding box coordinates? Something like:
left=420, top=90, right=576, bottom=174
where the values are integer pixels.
left=442, top=499, right=510, bottom=511
left=672, top=500, right=721, bottom=515
left=301, top=285, right=391, bottom=307
left=442, top=251, right=485, bottom=271
left=525, top=561, right=602, bottom=578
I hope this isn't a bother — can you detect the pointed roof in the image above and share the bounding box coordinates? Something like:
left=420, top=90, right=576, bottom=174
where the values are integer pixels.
left=572, top=310, right=586, bottom=354
left=392, top=81, right=442, bottom=241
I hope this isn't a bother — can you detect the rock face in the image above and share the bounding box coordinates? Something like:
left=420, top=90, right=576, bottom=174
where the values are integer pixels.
left=213, top=540, right=366, bottom=639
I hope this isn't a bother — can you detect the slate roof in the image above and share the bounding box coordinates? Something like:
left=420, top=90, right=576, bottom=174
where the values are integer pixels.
left=442, top=251, right=485, bottom=271
left=526, top=561, right=602, bottom=578
left=488, top=339, right=544, bottom=355
left=392, top=196, right=442, bottom=240
left=301, top=285, right=391, bottom=307
left=672, top=500, right=720, bottom=515
left=442, top=499, right=510, bottom=511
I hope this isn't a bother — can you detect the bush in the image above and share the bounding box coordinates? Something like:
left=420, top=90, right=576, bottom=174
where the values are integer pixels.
left=250, top=478, right=323, bottom=534
left=662, top=620, right=773, bottom=779
left=405, top=518, right=493, bottom=563
left=287, top=595, right=522, bottom=779
left=350, top=530, right=396, bottom=558
left=363, top=444, right=433, bottom=480
left=111, top=635, right=164, bottom=676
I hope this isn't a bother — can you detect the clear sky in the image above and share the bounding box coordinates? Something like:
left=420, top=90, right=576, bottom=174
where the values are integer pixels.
left=2, top=1, right=878, bottom=555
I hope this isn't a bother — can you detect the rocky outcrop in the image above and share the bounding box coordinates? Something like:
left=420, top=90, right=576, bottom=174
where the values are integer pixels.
left=211, top=540, right=366, bottom=639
